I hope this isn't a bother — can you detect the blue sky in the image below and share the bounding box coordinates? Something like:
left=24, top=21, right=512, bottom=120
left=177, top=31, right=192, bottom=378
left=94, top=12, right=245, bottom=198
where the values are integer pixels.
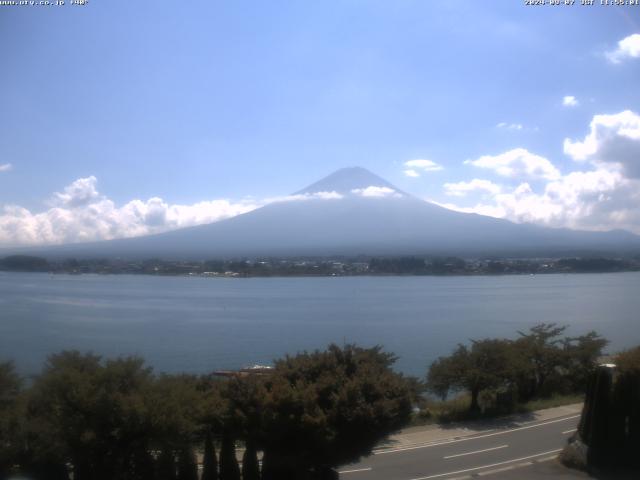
left=1, top=1, right=639, bottom=245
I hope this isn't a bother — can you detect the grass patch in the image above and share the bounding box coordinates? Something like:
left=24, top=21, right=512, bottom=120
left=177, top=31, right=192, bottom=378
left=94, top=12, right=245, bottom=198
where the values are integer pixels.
left=410, top=394, right=474, bottom=426
left=516, top=393, right=584, bottom=413
left=410, top=393, right=583, bottom=427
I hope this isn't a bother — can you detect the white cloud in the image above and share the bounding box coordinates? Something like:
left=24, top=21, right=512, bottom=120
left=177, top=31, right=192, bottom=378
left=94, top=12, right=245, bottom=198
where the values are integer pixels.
left=0, top=163, right=12, bottom=172
left=464, top=148, right=561, bottom=181
left=312, top=191, right=343, bottom=200
left=50, top=176, right=101, bottom=207
left=562, top=96, right=579, bottom=107
left=443, top=111, right=640, bottom=234
left=563, top=110, right=640, bottom=178
left=0, top=182, right=352, bottom=246
left=403, top=159, right=443, bottom=176
left=443, top=179, right=502, bottom=197
left=439, top=169, right=635, bottom=232
left=496, top=122, right=523, bottom=130
left=606, top=33, right=640, bottom=64
left=430, top=200, right=507, bottom=220
left=351, top=186, right=402, bottom=198
left=0, top=178, right=261, bottom=246
left=264, top=191, right=343, bottom=203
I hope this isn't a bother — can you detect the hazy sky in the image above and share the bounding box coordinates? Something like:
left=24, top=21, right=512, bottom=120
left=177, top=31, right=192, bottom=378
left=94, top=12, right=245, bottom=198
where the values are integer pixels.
left=1, top=1, right=639, bottom=245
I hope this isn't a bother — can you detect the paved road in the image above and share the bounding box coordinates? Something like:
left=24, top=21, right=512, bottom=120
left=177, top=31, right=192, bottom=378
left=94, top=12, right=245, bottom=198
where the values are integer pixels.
left=339, top=412, right=581, bottom=480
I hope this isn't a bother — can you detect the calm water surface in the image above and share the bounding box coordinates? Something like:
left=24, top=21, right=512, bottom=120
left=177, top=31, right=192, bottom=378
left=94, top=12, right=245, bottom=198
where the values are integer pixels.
left=1, top=272, right=639, bottom=377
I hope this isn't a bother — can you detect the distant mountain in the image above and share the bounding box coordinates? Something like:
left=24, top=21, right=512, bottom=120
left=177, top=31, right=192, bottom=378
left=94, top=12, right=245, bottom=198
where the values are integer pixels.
left=6, top=167, right=640, bottom=259
left=294, top=167, right=404, bottom=196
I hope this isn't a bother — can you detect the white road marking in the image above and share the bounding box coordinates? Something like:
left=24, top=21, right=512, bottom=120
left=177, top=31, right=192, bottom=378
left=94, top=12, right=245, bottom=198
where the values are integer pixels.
left=562, top=428, right=577, bottom=434
left=443, top=444, right=508, bottom=459
left=374, top=415, right=580, bottom=455
left=338, top=467, right=372, bottom=474
left=373, top=430, right=497, bottom=454
left=476, top=454, right=558, bottom=477
left=407, top=448, right=563, bottom=480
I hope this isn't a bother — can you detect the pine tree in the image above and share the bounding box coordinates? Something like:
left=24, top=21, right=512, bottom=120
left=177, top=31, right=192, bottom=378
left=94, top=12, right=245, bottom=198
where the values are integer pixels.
left=132, top=448, right=156, bottom=480
left=241, top=440, right=260, bottom=480
left=156, top=448, right=177, bottom=480
left=201, top=431, right=218, bottom=480
left=219, top=434, right=240, bottom=480
left=177, top=447, right=198, bottom=480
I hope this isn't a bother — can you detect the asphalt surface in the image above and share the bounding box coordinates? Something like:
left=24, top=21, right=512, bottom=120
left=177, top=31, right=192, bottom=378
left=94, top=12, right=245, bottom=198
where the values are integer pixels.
left=339, top=412, right=581, bottom=480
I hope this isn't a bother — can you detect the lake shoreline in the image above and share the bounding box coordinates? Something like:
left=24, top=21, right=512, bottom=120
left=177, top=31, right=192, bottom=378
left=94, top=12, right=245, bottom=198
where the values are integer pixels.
left=3, top=254, right=640, bottom=277
left=3, top=269, right=640, bottom=279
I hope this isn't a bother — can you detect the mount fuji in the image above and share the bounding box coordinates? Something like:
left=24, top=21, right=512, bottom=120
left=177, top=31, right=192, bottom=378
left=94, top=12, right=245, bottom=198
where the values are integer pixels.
left=12, top=167, right=640, bottom=259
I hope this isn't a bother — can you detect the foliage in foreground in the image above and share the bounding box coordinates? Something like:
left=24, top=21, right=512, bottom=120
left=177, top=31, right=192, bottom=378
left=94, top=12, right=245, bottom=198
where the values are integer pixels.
left=614, top=345, right=640, bottom=373
left=426, top=323, right=608, bottom=413
left=0, top=344, right=413, bottom=480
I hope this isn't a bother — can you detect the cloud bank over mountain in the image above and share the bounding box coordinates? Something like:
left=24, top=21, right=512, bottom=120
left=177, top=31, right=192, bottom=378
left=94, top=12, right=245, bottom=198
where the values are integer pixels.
left=440, top=110, right=640, bottom=234
left=0, top=176, right=397, bottom=246
left=0, top=177, right=260, bottom=246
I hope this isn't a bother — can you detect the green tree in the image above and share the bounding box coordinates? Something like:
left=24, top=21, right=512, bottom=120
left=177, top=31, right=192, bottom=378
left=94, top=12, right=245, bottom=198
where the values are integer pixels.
left=614, top=345, right=640, bottom=373
left=27, top=351, right=156, bottom=480
left=427, top=339, right=515, bottom=412
left=156, top=448, right=177, bottom=480
left=177, top=447, right=198, bottom=480
left=514, top=323, right=568, bottom=400
left=426, top=352, right=462, bottom=401
left=241, top=439, right=260, bottom=480
left=0, top=361, right=21, bottom=479
left=201, top=431, right=218, bottom=480
left=130, top=447, right=156, bottom=480
left=220, top=376, right=263, bottom=479
left=15, top=387, right=70, bottom=479
left=218, top=434, right=240, bottom=480
left=0, top=255, right=49, bottom=272
left=562, top=331, right=608, bottom=392
left=428, top=325, right=608, bottom=410
left=259, top=344, right=413, bottom=477
left=147, top=373, right=207, bottom=456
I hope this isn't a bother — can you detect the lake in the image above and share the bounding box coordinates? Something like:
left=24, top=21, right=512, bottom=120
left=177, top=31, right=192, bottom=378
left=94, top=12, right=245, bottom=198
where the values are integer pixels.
left=1, top=271, right=639, bottom=377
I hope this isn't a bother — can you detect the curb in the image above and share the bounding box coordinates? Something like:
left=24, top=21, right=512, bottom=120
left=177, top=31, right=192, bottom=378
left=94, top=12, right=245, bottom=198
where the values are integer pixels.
left=374, top=404, right=583, bottom=454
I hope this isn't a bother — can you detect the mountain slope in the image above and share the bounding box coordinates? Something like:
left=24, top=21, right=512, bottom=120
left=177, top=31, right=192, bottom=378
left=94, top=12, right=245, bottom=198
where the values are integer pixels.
left=9, top=167, right=640, bottom=259
left=294, top=166, right=405, bottom=196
